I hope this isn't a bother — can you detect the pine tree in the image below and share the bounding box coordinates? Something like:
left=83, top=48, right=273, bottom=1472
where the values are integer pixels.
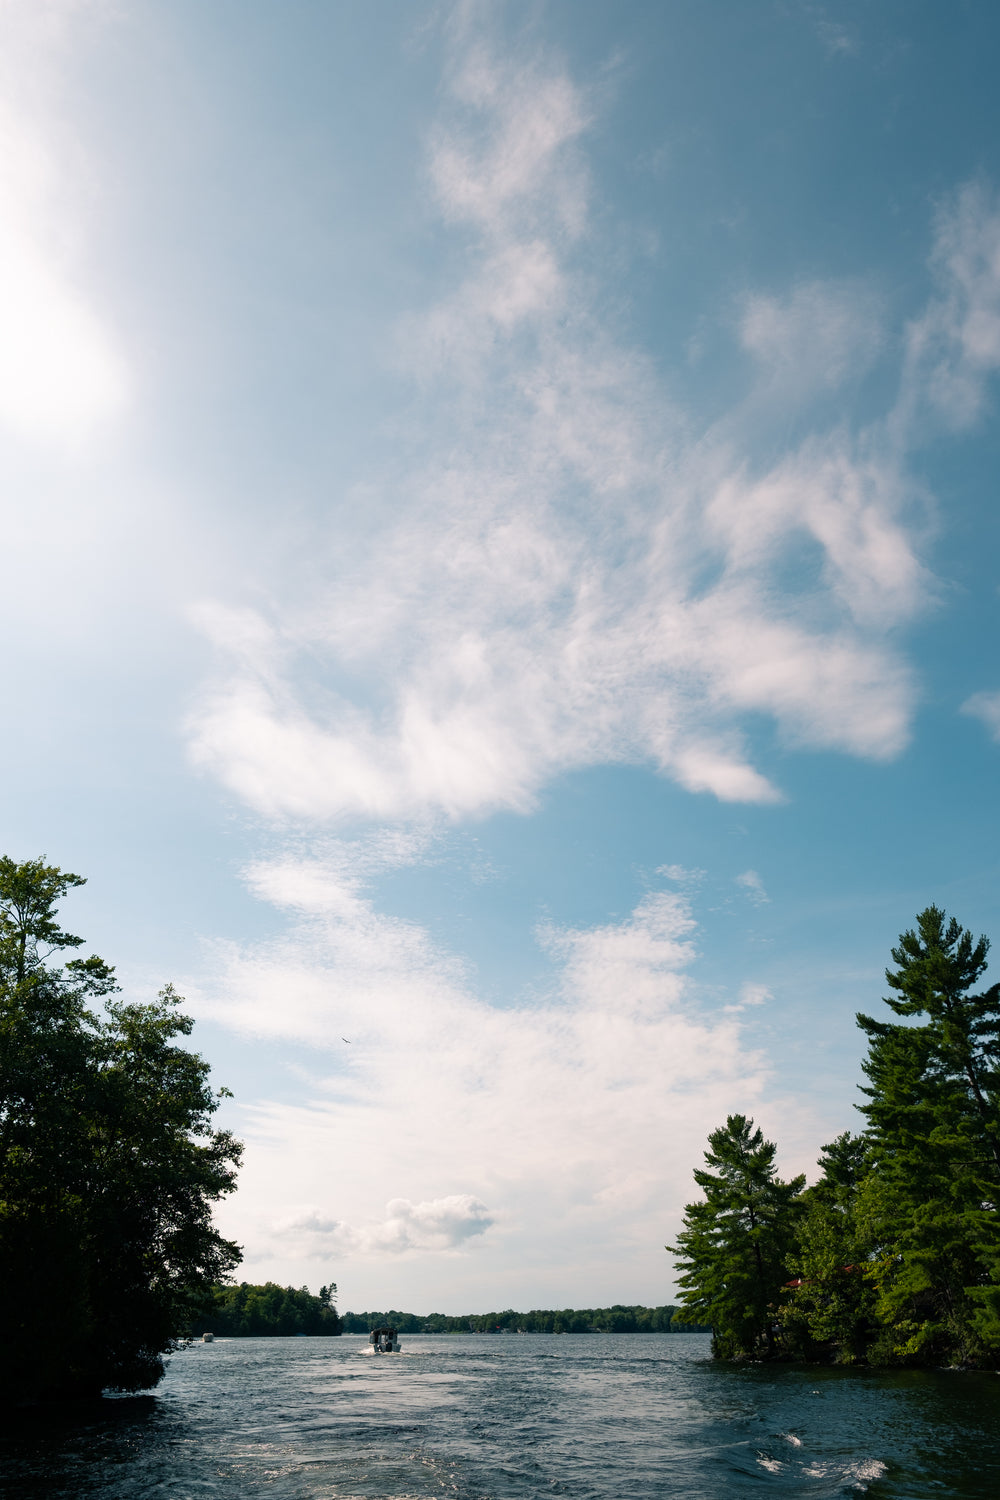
left=780, top=1132, right=877, bottom=1362
left=856, top=906, right=1000, bottom=1364
left=670, top=1114, right=804, bottom=1359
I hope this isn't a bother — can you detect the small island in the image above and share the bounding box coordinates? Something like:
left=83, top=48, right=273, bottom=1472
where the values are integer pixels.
left=192, top=1282, right=343, bottom=1338
left=671, top=907, right=1000, bottom=1369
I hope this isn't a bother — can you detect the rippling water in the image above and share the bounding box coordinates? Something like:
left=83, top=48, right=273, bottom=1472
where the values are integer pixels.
left=3, top=1333, right=999, bottom=1499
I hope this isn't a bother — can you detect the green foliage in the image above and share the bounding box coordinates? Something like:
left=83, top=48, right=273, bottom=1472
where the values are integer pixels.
left=780, top=1133, right=879, bottom=1363
left=670, top=1114, right=805, bottom=1359
left=193, top=1282, right=342, bottom=1337
left=679, top=907, right=1000, bottom=1367
left=338, top=1305, right=702, bottom=1334
left=0, top=857, right=242, bottom=1398
left=854, top=906, right=1000, bottom=1365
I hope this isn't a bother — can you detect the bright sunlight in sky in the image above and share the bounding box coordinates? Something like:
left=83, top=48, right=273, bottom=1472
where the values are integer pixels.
left=3, top=0, right=1000, bottom=1312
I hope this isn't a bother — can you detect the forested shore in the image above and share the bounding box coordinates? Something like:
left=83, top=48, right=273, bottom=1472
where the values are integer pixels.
left=339, top=1305, right=706, bottom=1333
left=186, top=1292, right=705, bottom=1340
left=191, top=1282, right=343, bottom=1337
left=672, top=908, right=1000, bottom=1368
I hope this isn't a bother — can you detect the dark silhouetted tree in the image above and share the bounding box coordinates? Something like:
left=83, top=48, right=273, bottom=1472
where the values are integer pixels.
left=0, top=857, right=242, bottom=1398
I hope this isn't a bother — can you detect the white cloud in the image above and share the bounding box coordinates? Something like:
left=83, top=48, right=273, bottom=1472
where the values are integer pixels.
left=185, top=29, right=955, bottom=826
left=270, top=1196, right=494, bottom=1258
left=204, top=856, right=469, bottom=1053
left=431, top=43, right=589, bottom=238
left=740, top=982, right=771, bottom=1006
left=194, top=855, right=815, bottom=1303
left=656, top=863, right=706, bottom=884
left=899, top=183, right=1000, bottom=433
left=736, top=869, right=770, bottom=905
left=703, top=437, right=925, bottom=631
left=538, top=890, right=698, bottom=1013
left=740, top=280, right=883, bottom=397
left=961, top=689, right=1000, bottom=741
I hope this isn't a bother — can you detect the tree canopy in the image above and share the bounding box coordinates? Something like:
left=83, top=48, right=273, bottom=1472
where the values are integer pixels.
left=0, top=856, right=242, bottom=1398
left=194, top=1281, right=343, bottom=1337
left=670, top=1114, right=805, bottom=1358
left=338, top=1304, right=702, bottom=1334
left=854, top=906, right=1000, bottom=1362
left=672, top=907, right=1000, bottom=1366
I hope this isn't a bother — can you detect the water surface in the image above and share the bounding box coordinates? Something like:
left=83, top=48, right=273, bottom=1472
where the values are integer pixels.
left=3, top=1333, right=999, bottom=1498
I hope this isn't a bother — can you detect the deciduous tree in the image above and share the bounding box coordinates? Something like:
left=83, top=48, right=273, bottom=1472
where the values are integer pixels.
left=780, top=1132, right=878, bottom=1362
left=0, top=857, right=242, bottom=1398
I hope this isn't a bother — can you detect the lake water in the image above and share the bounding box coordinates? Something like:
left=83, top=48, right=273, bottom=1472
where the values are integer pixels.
left=2, top=1333, right=999, bottom=1499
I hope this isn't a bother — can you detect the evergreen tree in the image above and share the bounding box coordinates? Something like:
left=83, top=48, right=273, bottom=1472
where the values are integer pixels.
left=780, top=1132, right=878, bottom=1362
left=0, top=857, right=242, bottom=1398
left=855, top=906, right=1000, bottom=1364
left=671, top=1114, right=804, bottom=1358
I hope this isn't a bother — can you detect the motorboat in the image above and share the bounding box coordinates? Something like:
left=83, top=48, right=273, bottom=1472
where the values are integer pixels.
left=368, top=1326, right=401, bottom=1353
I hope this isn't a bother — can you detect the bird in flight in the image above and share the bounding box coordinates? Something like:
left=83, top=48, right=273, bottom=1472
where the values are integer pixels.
left=342, top=1037, right=351, bottom=1043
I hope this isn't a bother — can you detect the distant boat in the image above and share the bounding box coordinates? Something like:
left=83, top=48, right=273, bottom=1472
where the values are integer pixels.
left=368, top=1326, right=401, bottom=1353
left=201, top=1332, right=215, bottom=1343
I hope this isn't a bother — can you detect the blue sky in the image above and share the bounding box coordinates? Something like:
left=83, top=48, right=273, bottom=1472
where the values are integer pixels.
left=3, top=0, right=1000, bottom=1312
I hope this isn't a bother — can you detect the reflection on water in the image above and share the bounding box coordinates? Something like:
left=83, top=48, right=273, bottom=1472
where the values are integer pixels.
left=2, top=1333, right=999, bottom=1499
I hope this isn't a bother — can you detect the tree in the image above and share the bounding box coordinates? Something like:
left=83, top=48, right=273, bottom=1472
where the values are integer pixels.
left=780, top=1132, right=878, bottom=1362
left=855, top=906, right=1000, bottom=1364
left=195, top=1281, right=342, bottom=1337
left=0, top=857, right=242, bottom=1398
left=670, top=1114, right=804, bottom=1359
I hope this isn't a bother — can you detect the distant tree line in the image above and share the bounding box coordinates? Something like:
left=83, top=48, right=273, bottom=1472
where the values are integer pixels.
left=671, top=908, right=1000, bottom=1367
left=340, top=1305, right=706, bottom=1334
left=191, top=1282, right=342, bottom=1337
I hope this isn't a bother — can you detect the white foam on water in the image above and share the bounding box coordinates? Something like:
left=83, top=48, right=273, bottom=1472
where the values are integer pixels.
left=850, top=1456, right=889, bottom=1488
left=798, top=1456, right=888, bottom=1491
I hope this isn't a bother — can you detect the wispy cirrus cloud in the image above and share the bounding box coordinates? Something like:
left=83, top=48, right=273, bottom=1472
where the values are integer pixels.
left=900, top=182, right=1000, bottom=434
left=740, top=279, right=884, bottom=398
left=962, top=689, right=1000, bottom=741
left=183, top=21, right=978, bottom=826
left=736, top=869, right=770, bottom=905
left=741, top=982, right=771, bottom=1005
left=724, top=981, right=772, bottom=1015
left=177, top=18, right=1000, bottom=1301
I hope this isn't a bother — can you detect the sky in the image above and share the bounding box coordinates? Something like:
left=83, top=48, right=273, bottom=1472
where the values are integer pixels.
left=3, top=0, right=1000, bottom=1314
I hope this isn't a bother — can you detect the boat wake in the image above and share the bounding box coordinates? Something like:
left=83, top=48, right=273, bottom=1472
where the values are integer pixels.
left=749, top=1438, right=888, bottom=1494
